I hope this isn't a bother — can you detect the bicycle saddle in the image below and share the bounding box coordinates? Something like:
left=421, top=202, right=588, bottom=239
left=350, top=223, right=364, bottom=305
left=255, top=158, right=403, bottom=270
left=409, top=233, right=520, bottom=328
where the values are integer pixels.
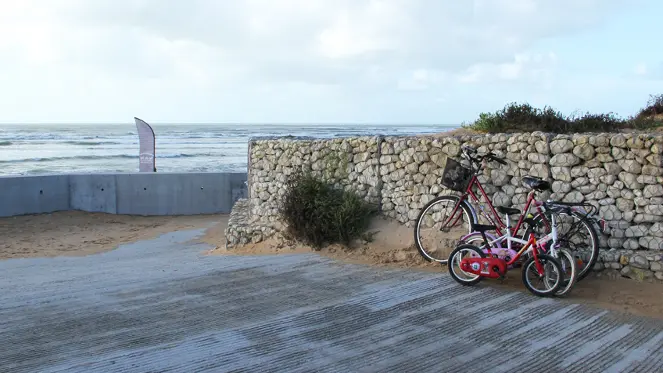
left=522, top=176, right=551, bottom=192
left=496, top=206, right=521, bottom=216
left=472, top=224, right=496, bottom=233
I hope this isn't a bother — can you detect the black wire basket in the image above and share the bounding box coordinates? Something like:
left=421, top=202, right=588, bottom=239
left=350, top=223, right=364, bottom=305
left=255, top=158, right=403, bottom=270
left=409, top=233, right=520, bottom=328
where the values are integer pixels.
left=441, top=157, right=473, bottom=192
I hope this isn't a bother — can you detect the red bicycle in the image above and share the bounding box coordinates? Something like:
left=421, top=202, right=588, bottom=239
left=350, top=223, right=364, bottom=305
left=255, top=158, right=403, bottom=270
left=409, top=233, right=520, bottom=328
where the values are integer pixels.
left=413, top=145, right=600, bottom=281
left=447, top=221, right=566, bottom=297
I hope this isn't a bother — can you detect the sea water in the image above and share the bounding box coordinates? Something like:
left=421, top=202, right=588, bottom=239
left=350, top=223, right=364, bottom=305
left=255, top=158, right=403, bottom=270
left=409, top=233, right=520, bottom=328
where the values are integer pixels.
left=0, top=123, right=456, bottom=175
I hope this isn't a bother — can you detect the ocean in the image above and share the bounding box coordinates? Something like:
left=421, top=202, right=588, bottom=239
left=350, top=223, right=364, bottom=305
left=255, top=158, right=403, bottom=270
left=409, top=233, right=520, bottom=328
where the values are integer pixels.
left=0, top=123, right=456, bottom=176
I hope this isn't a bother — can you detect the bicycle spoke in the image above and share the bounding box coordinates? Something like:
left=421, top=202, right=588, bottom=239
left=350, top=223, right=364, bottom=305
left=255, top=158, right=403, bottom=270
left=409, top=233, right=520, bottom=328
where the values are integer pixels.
left=414, top=196, right=473, bottom=263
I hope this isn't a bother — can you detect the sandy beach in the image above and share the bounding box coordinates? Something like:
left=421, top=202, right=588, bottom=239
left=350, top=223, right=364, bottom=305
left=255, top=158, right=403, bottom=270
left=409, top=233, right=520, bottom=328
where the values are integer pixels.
left=2, top=211, right=662, bottom=320
left=0, top=211, right=225, bottom=260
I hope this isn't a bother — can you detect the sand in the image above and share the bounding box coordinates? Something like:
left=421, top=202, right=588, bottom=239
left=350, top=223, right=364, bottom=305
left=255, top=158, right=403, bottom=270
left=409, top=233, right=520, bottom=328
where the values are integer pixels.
left=204, top=216, right=663, bottom=320
left=2, top=211, right=661, bottom=320
left=203, top=215, right=437, bottom=266
left=0, top=211, right=225, bottom=260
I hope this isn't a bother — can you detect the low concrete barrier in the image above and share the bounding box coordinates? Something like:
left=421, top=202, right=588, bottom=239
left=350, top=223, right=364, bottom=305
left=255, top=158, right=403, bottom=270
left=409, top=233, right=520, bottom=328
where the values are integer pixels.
left=0, top=172, right=247, bottom=217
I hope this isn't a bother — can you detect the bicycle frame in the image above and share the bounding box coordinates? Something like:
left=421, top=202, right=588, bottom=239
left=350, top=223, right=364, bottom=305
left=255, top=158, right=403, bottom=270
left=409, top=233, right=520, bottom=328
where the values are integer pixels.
left=447, top=172, right=550, bottom=239
left=443, top=149, right=601, bottom=246
left=470, top=211, right=559, bottom=276
left=553, top=203, right=607, bottom=234
left=489, top=231, right=545, bottom=275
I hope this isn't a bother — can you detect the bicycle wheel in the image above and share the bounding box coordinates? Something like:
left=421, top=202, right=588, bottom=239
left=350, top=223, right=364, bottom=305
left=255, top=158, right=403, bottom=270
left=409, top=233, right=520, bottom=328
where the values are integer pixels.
left=414, top=195, right=475, bottom=264
left=528, top=210, right=599, bottom=282
left=521, top=254, right=563, bottom=297
left=447, top=244, right=486, bottom=286
left=551, top=248, right=577, bottom=297
left=458, top=232, right=489, bottom=251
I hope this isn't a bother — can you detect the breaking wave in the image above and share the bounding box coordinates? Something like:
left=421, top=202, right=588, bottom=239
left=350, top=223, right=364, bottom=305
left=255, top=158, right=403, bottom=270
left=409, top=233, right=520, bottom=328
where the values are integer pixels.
left=0, top=153, right=221, bottom=164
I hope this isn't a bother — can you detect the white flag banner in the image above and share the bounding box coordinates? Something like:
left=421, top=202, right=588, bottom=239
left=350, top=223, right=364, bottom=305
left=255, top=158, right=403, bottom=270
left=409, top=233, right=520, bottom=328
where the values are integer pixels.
left=134, top=117, right=156, bottom=172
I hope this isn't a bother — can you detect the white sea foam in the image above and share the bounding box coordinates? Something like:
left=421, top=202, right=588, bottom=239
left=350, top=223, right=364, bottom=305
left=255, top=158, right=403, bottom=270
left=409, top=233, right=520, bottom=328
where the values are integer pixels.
left=0, top=123, right=456, bottom=176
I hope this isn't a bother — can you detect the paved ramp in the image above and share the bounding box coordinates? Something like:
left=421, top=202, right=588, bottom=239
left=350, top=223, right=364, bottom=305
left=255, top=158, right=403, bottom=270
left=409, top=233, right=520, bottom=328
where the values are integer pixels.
left=1, top=227, right=662, bottom=372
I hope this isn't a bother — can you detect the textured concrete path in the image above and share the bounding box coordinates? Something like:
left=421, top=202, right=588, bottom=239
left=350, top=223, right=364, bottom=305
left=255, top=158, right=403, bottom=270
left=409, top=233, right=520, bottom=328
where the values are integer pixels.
left=2, top=226, right=663, bottom=373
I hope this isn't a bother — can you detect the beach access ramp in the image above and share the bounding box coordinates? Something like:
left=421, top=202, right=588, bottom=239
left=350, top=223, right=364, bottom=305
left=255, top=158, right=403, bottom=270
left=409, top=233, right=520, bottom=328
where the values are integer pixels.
left=1, top=227, right=662, bottom=372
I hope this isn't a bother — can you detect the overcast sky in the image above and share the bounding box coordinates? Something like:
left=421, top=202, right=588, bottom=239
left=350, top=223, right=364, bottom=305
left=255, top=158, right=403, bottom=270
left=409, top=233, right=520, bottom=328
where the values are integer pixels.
left=0, top=0, right=661, bottom=124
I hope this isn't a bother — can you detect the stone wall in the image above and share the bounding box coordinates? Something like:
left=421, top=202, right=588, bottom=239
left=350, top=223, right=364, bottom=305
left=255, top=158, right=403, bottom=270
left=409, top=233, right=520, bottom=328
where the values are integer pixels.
left=230, top=132, right=663, bottom=255
left=248, top=136, right=382, bottom=220
left=595, top=249, right=663, bottom=281
left=378, top=132, right=552, bottom=224
left=546, top=133, right=663, bottom=252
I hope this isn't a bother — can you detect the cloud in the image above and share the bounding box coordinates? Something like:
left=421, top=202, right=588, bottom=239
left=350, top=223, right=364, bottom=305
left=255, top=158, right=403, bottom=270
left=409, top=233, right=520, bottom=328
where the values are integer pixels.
left=397, top=69, right=448, bottom=91
left=0, top=0, right=652, bottom=123
left=633, top=62, right=663, bottom=81
left=457, top=52, right=558, bottom=86
left=634, top=63, right=649, bottom=76
left=62, top=0, right=616, bottom=76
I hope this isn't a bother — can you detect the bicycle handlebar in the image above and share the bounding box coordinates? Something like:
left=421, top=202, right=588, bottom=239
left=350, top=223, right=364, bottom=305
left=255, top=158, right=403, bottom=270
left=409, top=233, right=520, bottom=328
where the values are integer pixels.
left=489, top=155, right=508, bottom=165
left=461, top=145, right=507, bottom=170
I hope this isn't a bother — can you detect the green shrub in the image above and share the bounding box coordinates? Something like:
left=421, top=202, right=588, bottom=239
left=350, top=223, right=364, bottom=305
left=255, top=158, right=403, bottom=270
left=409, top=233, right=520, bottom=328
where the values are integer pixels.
left=564, top=111, right=625, bottom=133
left=470, top=102, right=568, bottom=133
left=463, top=95, right=663, bottom=134
left=278, top=171, right=376, bottom=249
left=636, top=94, right=663, bottom=119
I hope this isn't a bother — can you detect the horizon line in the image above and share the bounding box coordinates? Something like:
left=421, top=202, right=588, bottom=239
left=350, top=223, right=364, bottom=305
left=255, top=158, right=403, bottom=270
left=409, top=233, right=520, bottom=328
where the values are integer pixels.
left=0, top=122, right=462, bottom=126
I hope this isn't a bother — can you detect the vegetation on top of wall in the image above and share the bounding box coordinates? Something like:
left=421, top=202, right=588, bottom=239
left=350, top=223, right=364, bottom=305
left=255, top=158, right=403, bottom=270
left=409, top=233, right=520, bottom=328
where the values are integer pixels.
left=463, top=94, right=663, bottom=134
left=278, top=171, right=376, bottom=249
left=635, top=94, right=663, bottom=120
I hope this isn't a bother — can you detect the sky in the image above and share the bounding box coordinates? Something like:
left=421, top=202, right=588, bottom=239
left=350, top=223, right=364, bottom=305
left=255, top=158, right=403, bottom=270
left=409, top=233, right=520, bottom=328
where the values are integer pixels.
left=0, top=0, right=661, bottom=125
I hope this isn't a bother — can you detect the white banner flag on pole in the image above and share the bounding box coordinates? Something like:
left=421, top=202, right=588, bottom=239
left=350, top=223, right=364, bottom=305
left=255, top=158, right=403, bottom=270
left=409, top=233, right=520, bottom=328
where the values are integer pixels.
left=134, top=117, right=156, bottom=172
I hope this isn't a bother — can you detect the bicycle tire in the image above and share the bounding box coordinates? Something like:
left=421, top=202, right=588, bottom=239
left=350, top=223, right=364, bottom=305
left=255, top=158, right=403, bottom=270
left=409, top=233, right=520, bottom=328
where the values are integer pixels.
left=521, top=253, right=563, bottom=297
left=552, top=248, right=577, bottom=297
left=413, top=195, right=475, bottom=264
left=458, top=231, right=490, bottom=250
left=530, top=210, right=599, bottom=282
left=447, top=244, right=486, bottom=286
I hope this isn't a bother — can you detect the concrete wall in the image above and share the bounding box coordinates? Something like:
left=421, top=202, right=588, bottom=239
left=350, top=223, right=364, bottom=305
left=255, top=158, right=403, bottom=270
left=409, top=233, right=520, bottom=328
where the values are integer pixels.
left=0, top=172, right=247, bottom=217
